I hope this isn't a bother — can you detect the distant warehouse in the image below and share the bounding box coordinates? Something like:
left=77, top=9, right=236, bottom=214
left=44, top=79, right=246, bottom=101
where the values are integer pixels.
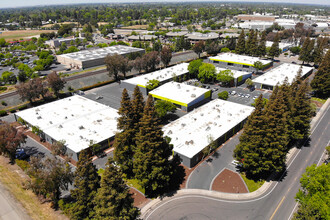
left=56, top=45, right=145, bottom=69
left=253, top=63, right=313, bottom=90
left=120, top=63, right=189, bottom=95
left=209, top=53, right=273, bottom=71
left=163, top=99, right=254, bottom=168
left=14, top=96, right=119, bottom=161
left=149, top=82, right=211, bottom=112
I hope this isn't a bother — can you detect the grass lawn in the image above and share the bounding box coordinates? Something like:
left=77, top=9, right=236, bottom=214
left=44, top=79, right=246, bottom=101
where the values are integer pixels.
left=97, top=168, right=104, bottom=176
left=311, top=97, right=327, bottom=104
left=62, top=65, right=106, bottom=78
left=125, top=178, right=145, bottom=195
left=0, top=157, right=67, bottom=220
left=240, top=173, right=265, bottom=192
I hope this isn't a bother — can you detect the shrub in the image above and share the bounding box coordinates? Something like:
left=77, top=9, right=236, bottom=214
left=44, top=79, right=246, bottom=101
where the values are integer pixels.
left=9, top=109, right=16, bottom=113
left=0, top=110, right=7, bottom=116
left=220, top=47, right=230, bottom=53
left=1, top=101, right=7, bottom=106
left=17, top=104, right=27, bottom=111
left=16, top=159, right=30, bottom=171
left=0, top=86, right=7, bottom=91
left=218, top=91, right=229, bottom=100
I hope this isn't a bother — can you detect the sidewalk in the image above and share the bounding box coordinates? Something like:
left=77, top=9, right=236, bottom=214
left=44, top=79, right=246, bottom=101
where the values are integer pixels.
left=141, top=98, right=330, bottom=216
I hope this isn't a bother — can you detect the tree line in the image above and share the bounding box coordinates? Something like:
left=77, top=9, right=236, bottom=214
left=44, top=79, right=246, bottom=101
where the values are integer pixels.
left=105, top=45, right=172, bottom=81
left=234, top=71, right=314, bottom=180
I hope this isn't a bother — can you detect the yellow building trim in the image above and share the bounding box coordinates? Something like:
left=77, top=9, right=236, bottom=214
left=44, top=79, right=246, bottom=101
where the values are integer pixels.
left=204, top=90, right=211, bottom=99
left=210, top=58, right=254, bottom=67
left=150, top=94, right=188, bottom=107
left=137, top=84, right=146, bottom=88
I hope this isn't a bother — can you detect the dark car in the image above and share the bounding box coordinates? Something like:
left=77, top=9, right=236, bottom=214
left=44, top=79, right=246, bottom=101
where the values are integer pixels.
left=15, top=148, right=29, bottom=160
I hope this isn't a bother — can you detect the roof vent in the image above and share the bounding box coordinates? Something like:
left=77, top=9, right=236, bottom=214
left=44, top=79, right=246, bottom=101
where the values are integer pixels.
left=65, top=116, right=68, bottom=119
left=97, top=119, right=102, bottom=122
left=190, top=140, right=194, bottom=144
left=185, top=141, right=189, bottom=145
left=49, top=121, right=53, bottom=124
left=200, top=113, right=204, bottom=116
left=181, top=123, right=186, bottom=127
left=79, top=125, right=84, bottom=130
left=205, top=126, right=211, bottom=131
left=191, top=94, right=196, bottom=98
left=37, top=116, right=42, bottom=119
left=168, top=130, right=172, bottom=135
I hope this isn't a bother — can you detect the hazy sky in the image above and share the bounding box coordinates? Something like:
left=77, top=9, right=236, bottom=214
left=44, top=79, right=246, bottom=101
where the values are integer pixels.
left=1, top=0, right=329, bottom=9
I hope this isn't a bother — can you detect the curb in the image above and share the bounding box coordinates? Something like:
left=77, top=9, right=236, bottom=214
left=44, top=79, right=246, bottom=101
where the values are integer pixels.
left=141, top=98, right=330, bottom=217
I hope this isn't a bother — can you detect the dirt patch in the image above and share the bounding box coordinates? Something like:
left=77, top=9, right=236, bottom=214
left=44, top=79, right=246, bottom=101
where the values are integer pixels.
left=121, top=25, right=148, bottom=30
left=311, top=100, right=323, bottom=108
left=0, top=30, right=57, bottom=41
left=211, top=168, right=248, bottom=193
left=130, top=188, right=150, bottom=209
left=42, top=22, right=77, bottom=28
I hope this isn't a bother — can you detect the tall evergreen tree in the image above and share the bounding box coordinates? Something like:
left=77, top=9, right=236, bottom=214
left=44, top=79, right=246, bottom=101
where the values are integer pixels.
left=245, top=30, right=257, bottom=56
left=311, top=50, right=330, bottom=98
left=268, top=33, right=280, bottom=59
left=235, top=30, right=245, bottom=54
left=299, top=37, right=311, bottom=64
left=234, top=95, right=268, bottom=178
left=251, top=30, right=258, bottom=56
left=114, top=88, right=137, bottom=177
left=262, top=86, right=289, bottom=172
left=131, top=86, right=145, bottom=134
left=257, top=31, right=267, bottom=57
left=133, top=95, right=173, bottom=197
left=71, top=149, right=100, bottom=220
left=306, top=39, right=315, bottom=64
left=291, top=81, right=313, bottom=142
left=313, top=37, right=326, bottom=65
left=94, top=158, right=140, bottom=220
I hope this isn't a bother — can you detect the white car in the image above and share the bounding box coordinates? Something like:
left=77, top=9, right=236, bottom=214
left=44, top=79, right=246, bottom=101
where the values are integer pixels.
left=231, top=91, right=236, bottom=95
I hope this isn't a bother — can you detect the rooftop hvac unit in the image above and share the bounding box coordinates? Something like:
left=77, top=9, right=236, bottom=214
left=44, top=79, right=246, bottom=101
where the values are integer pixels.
left=185, top=141, right=189, bottom=145
left=189, top=140, right=194, bottom=144
left=97, top=119, right=102, bottom=122
left=49, top=121, right=53, bottom=124
left=79, top=125, right=84, bottom=130
left=205, top=126, right=211, bottom=131
left=191, top=94, right=196, bottom=98
left=181, top=123, right=186, bottom=127
left=37, top=116, right=42, bottom=119
left=58, top=125, right=63, bottom=128
left=200, top=113, right=204, bottom=116
left=177, top=84, right=181, bottom=89
left=168, top=130, right=172, bottom=135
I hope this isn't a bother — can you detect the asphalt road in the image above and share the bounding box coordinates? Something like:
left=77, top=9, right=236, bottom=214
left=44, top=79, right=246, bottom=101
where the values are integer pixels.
left=144, top=103, right=330, bottom=220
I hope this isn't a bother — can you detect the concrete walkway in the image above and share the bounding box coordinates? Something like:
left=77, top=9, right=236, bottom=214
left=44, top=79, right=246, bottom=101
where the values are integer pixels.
left=141, top=98, right=330, bottom=217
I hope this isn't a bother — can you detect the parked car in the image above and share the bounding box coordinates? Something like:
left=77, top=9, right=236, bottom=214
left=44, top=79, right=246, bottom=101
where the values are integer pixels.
left=245, top=94, right=251, bottom=98
left=15, top=148, right=29, bottom=160
left=231, top=91, right=236, bottom=95
left=253, top=95, right=258, bottom=100
left=238, top=93, right=243, bottom=97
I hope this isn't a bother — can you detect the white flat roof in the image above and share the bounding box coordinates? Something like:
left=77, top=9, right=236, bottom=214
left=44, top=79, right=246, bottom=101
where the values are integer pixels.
left=15, top=95, right=119, bottom=153
left=57, top=45, right=145, bottom=62
left=253, top=63, right=313, bottom=87
left=162, top=99, right=254, bottom=159
left=149, top=82, right=210, bottom=106
left=266, top=41, right=293, bottom=50
left=209, top=53, right=272, bottom=66
left=215, top=67, right=251, bottom=79
left=122, top=63, right=189, bottom=87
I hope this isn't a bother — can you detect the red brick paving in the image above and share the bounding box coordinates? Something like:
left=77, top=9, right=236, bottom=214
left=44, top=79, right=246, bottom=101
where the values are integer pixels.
left=211, top=168, right=248, bottom=193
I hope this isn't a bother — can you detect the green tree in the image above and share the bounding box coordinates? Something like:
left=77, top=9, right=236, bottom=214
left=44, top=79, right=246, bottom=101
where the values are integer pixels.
left=253, top=61, right=264, bottom=73
left=293, top=164, right=330, bottom=220
left=1, top=71, right=16, bottom=84
left=70, top=149, right=100, bottom=220
left=146, top=79, right=160, bottom=90
left=154, top=100, right=176, bottom=119
left=133, top=95, right=173, bottom=197
left=0, top=122, right=27, bottom=164
left=299, top=37, right=311, bottom=64
left=290, top=81, right=313, bottom=142
left=113, top=89, right=135, bottom=177
left=94, top=158, right=140, bottom=219
left=0, top=38, right=6, bottom=47
left=235, top=30, right=245, bottom=54
left=216, top=69, right=234, bottom=86
left=245, top=30, right=256, bottom=56
left=268, top=33, right=280, bottom=59
left=313, top=37, right=327, bottom=65
left=46, top=71, right=66, bottom=98
left=198, top=63, right=216, bottom=83
left=311, top=50, right=330, bottom=98
left=105, top=53, right=121, bottom=81
left=118, top=56, right=133, bottom=79
left=306, top=39, right=315, bottom=64
left=218, top=91, right=228, bottom=100
left=257, top=31, right=267, bottom=57
left=193, top=41, right=205, bottom=58
left=205, top=41, right=220, bottom=55
left=188, top=59, right=203, bottom=78
left=27, top=155, right=73, bottom=209
left=245, top=78, right=254, bottom=88
left=160, top=46, right=172, bottom=67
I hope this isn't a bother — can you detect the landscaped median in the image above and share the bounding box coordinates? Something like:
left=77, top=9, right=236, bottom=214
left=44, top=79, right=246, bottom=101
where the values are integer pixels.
left=240, top=173, right=265, bottom=192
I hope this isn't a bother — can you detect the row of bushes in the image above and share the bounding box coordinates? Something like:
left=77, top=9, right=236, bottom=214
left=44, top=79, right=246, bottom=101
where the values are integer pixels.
left=0, top=104, right=28, bottom=117
left=79, top=79, right=115, bottom=91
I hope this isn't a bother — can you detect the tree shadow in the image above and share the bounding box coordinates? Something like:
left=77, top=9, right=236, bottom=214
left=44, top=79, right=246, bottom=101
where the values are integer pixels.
left=24, top=146, right=45, bottom=158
